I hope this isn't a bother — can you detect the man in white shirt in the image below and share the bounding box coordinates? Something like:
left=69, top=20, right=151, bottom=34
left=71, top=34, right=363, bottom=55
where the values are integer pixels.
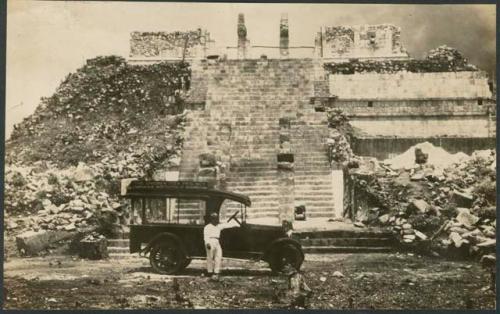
left=203, top=212, right=240, bottom=281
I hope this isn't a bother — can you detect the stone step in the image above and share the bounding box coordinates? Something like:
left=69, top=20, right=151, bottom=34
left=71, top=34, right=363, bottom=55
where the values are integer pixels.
left=108, top=253, right=141, bottom=260
left=229, top=181, right=279, bottom=187
left=246, top=211, right=280, bottom=219
left=230, top=172, right=279, bottom=178
left=109, top=233, right=130, bottom=240
left=107, top=239, right=129, bottom=248
left=228, top=181, right=279, bottom=187
left=294, top=201, right=336, bottom=209
left=294, top=158, right=330, bottom=163
left=295, top=182, right=333, bottom=187
left=294, top=180, right=333, bottom=186
left=303, top=211, right=336, bottom=218
left=294, top=196, right=335, bottom=202
left=299, top=237, right=394, bottom=247
left=295, top=229, right=393, bottom=239
left=229, top=187, right=280, bottom=194
left=244, top=201, right=280, bottom=208
left=294, top=157, right=330, bottom=161
left=107, top=247, right=130, bottom=254
left=302, top=246, right=394, bottom=254
left=295, top=169, right=332, bottom=174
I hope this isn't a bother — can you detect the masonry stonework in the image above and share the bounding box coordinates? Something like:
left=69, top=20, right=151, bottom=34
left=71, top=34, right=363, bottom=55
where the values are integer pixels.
left=129, top=19, right=495, bottom=221
left=315, top=24, right=409, bottom=60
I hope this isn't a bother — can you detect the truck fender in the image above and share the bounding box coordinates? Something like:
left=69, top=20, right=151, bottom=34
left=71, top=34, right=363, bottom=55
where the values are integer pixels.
left=141, top=232, right=187, bottom=257
left=263, top=237, right=304, bottom=262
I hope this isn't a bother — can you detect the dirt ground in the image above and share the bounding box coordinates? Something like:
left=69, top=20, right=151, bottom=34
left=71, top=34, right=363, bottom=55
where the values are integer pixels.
left=2, top=253, right=496, bottom=310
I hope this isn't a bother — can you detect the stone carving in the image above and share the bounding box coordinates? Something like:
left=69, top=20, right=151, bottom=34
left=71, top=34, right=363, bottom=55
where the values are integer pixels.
left=317, top=24, right=409, bottom=59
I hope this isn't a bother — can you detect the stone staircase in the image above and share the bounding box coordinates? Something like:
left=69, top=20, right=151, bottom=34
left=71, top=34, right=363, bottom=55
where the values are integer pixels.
left=107, top=235, right=134, bottom=259
left=293, top=228, right=395, bottom=253
left=106, top=227, right=395, bottom=259
left=291, top=112, right=335, bottom=219
left=179, top=58, right=339, bottom=221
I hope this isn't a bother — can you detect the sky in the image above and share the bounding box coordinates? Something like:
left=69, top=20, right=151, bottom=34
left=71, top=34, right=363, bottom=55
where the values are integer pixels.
left=6, top=1, right=496, bottom=139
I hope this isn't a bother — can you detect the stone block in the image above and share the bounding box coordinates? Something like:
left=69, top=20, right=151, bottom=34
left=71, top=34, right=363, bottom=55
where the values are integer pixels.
left=451, top=190, right=474, bottom=208
left=378, top=214, right=390, bottom=224
left=199, top=153, right=217, bottom=167
left=456, top=211, right=479, bottom=228
left=414, top=230, right=428, bottom=240
left=409, top=199, right=430, bottom=213
left=279, top=133, right=290, bottom=143
left=198, top=167, right=216, bottom=177
left=278, top=162, right=294, bottom=170
left=72, top=162, right=95, bottom=182
left=16, top=230, right=76, bottom=256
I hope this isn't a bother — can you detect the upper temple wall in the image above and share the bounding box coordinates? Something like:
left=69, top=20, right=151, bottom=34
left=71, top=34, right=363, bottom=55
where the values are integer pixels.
left=128, top=21, right=412, bottom=62
left=129, top=29, right=214, bottom=61
left=315, top=24, right=409, bottom=60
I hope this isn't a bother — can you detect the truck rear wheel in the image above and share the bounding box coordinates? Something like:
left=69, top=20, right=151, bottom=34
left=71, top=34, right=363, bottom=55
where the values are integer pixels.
left=149, top=239, right=187, bottom=275
left=269, top=244, right=304, bottom=273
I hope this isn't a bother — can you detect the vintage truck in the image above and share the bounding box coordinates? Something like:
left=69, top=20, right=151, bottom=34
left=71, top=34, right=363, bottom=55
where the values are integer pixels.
left=124, top=180, right=304, bottom=274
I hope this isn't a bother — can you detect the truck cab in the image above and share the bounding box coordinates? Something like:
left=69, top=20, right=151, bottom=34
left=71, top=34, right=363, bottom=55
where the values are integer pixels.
left=125, top=180, right=304, bottom=274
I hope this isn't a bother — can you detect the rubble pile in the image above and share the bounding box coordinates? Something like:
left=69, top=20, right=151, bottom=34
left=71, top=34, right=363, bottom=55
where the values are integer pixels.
left=5, top=161, right=119, bottom=234
left=325, top=45, right=477, bottom=74
left=325, top=109, right=358, bottom=167
left=351, top=144, right=496, bottom=259
left=7, top=56, right=190, bottom=168
left=4, top=56, right=191, bottom=253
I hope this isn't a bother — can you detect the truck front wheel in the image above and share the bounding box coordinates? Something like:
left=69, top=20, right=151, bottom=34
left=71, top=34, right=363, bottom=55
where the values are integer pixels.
left=149, top=239, right=187, bottom=275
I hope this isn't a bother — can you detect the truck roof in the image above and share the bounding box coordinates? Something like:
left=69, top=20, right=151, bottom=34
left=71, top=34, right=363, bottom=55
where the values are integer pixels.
left=124, top=180, right=251, bottom=207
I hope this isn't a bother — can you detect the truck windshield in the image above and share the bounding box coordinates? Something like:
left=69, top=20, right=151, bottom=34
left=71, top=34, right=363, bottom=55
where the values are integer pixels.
left=220, top=199, right=246, bottom=222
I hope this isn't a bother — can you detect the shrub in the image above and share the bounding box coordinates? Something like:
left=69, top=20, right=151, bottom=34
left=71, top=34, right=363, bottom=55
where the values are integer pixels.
left=47, top=173, right=59, bottom=185
left=408, top=213, right=444, bottom=233
left=10, top=172, right=26, bottom=187
left=474, top=178, right=496, bottom=205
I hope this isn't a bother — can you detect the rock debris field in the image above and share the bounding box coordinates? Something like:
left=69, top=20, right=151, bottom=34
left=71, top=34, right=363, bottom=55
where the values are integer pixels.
left=3, top=253, right=495, bottom=310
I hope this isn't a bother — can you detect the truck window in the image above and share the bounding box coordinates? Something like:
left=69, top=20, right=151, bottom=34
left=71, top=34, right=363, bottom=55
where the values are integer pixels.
left=177, top=199, right=206, bottom=225
left=145, top=198, right=168, bottom=223
left=130, top=198, right=143, bottom=225
left=131, top=197, right=207, bottom=225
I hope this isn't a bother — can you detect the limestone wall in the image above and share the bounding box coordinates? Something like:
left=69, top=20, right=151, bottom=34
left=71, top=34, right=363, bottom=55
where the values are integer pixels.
left=331, top=99, right=492, bottom=116
left=350, top=115, right=492, bottom=138
left=329, top=71, right=491, bottom=100
left=351, top=137, right=496, bottom=160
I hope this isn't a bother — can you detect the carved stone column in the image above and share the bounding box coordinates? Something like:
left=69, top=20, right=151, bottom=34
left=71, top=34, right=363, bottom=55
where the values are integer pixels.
left=277, top=117, right=294, bottom=223
left=279, top=13, right=289, bottom=58
left=237, top=13, right=248, bottom=59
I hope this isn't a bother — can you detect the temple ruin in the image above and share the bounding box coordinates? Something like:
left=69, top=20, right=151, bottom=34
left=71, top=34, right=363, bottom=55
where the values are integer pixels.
left=127, top=14, right=495, bottom=224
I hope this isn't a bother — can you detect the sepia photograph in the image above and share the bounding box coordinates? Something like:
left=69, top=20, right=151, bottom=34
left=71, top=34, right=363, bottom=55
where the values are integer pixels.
left=2, top=0, right=497, bottom=310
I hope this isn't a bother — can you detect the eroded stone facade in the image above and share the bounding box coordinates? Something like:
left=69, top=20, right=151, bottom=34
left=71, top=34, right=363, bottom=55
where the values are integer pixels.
left=129, top=29, right=214, bottom=60
left=315, top=24, right=409, bottom=60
